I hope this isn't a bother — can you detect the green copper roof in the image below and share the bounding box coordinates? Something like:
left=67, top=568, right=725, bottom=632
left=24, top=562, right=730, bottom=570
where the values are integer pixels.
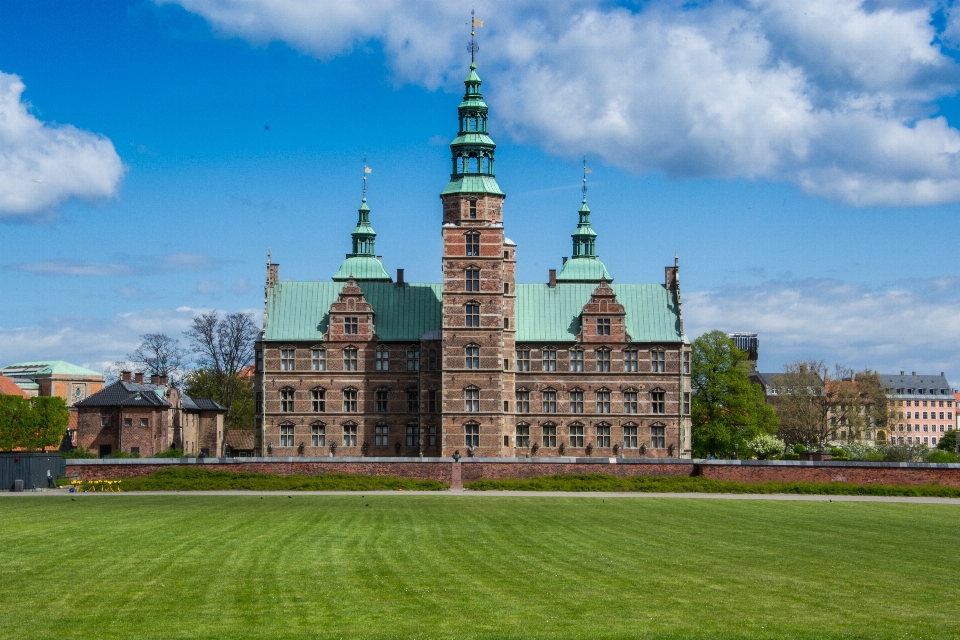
left=556, top=257, right=614, bottom=283
left=515, top=283, right=681, bottom=343
left=1, top=360, right=103, bottom=377
left=264, top=281, right=442, bottom=341
left=332, top=256, right=391, bottom=282
left=441, top=175, right=504, bottom=196
left=450, top=133, right=496, bottom=146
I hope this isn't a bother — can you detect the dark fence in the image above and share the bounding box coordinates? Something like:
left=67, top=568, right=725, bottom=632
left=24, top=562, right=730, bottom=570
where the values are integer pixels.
left=0, top=453, right=66, bottom=491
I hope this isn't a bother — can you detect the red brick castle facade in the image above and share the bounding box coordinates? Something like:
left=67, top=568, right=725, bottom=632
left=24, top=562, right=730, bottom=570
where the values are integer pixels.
left=254, top=60, right=691, bottom=459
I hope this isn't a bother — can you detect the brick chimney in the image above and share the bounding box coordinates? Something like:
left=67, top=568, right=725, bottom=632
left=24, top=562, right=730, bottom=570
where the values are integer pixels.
left=134, top=372, right=144, bottom=384
left=665, top=266, right=678, bottom=290
left=159, top=375, right=168, bottom=385
left=121, top=370, right=131, bottom=382
left=396, top=268, right=404, bottom=287
left=548, top=269, right=556, bottom=288
left=150, top=374, right=159, bottom=385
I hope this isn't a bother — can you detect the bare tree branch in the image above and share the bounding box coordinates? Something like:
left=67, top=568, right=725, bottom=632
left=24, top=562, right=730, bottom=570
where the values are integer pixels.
left=126, top=333, right=187, bottom=385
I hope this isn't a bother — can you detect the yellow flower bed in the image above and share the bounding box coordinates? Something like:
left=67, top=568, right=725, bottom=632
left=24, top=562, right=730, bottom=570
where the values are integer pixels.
left=71, top=479, right=122, bottom=492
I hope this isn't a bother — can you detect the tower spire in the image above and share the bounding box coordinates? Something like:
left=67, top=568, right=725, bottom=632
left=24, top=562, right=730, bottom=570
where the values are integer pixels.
left=331, top=156, right=391, bottom=282
left=556, top=161, right=613, bottom=283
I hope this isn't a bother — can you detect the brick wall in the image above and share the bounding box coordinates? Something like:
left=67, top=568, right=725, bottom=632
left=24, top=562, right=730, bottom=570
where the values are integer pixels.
left=64, top=458, right=960, bottom=487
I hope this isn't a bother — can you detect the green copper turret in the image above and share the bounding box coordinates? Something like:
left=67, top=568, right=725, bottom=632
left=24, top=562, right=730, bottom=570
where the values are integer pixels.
left=441, top=62, right=504, bottom=197
left=333, top=197, right=391, bottom=282
left=557, top=193, right=613, bottom=283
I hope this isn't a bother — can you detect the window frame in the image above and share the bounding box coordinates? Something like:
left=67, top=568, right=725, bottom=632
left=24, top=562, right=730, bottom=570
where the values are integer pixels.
left=343, top=422, right=358, bottom=447
left=342, top=388, right=358, bottom=412
left=343, top=347, right=359, bottom=371
left=311, top=348, right=326, bottom=371
left=280, top=388, right=295, bottom=413
left=569, top=348, right=584, bottom=372
left=311, top=388, right=326, bottom=413
left=465, top=303, right=481, bottom=328
left=570, top=389, right=584, bottom=414
left=465, top=422, right=480, bottom=447
left=516, top=347, right=530, bottom=371
left=374, top=388, right=389, bottom=413
left=311, top=423, right=326, bottom=447
left=465, top=231, right=480, bottom=257
left=596, top=348, right=611, bottom=372
left=280, top=423, right=295, bottom=447
left=569, top=424, right=584, bottom=448
left=465, top=387, right=480, bottom=412
left=465, top=267, right=481, bottom=292
left=542, top=424, right=557, bottom=448
left=542, top=389, right=557, bottom=413
left=542, top=348, right=557, bottom=372
left=465, top=344, right=480, bottom=369
left=281, top=348, right=295, bottom=372
left=375, top=346, right=390, bottom=371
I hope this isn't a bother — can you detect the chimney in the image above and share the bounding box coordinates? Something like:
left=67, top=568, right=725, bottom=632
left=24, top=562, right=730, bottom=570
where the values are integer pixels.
left=134, top=372, right=144, bottom=384
left=548, top=269, right=556, bottom=287
left=160, top=375, right=168, bottom=386
left=665, top=266, right=678, bottom=291
left=901, top=370, right=905, bottom=375
left=121, top=370, right=131, bottom=382
left=150, top=374, right=160, bottom=385
left=942, top=372, right=945, bottom=377
left=266, top=262, right=279, bottom=288
left=396, top=268, right=404, bottom=287
left=562, top=257, right=568, bottom=264
left=377, top=256, right=382, bottom=262
left=912, top=371, right=916, bottom=376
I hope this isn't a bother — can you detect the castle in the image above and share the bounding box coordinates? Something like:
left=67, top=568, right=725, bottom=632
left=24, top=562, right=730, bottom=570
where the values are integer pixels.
left=253, top=58, right=691, bottom=459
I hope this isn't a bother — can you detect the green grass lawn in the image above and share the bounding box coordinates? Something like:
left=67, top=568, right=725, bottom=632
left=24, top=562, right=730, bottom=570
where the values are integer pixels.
left=1, top=496, right=957, bottom=639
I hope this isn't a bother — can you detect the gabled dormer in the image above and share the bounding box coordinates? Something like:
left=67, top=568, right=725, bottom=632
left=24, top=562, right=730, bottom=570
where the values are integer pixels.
left=327, top=277, right=376, bottom=341
left=578, top=278, right=628, bottom=343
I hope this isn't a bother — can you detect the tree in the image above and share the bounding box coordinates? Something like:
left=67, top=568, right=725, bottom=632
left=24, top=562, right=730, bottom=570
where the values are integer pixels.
left=0, top=395, right=69, bottom=451
left=184, top=312, right=259, bottom=429
left=127, top=333, right=187, bottom=385
left=937, top=429, right=957, bottom=452
left=690, top=330, right=779, bottom=458
left=772, top=360, right=831, bottom=448
left=184, top=369, right=254, bottom=431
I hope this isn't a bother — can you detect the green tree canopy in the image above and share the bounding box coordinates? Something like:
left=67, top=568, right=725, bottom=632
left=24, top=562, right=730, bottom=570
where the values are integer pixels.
left=690, top=330, right=778, bottom=458
left=184, top=369, right=254, bottom=431
left=0, top=395, right=70, bottom=451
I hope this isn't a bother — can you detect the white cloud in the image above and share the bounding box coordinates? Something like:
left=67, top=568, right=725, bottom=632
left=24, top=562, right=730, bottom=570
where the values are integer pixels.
left=685, top=278, right=960, bottom=378
left=0, top=71, right=125, bottom=219
left=14, top=261, right=134, bottom=277
left=162, top=0, right=960, bottom=206
left=196, top=279, right=222, bottom=295
left=9, top=252, right=224, bottom=277
left=231, top=278, right=252, bottom=295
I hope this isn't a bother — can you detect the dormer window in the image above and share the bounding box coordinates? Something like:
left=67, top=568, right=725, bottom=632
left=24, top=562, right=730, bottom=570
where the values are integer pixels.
left=344, top=317, right=359, bottom=334
left=596, top=318, right=611, bottom=336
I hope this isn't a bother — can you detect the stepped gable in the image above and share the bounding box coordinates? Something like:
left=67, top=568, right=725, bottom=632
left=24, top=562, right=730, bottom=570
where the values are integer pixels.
left=326, top=276, right=376, bottom=341
left=578, top=278, right=629, bottom=343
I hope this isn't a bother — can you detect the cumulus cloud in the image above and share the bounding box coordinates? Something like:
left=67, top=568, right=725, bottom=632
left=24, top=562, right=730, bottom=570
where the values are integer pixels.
left=162, top=0, right=960, bottom=206
left=9, top=252, right=225, bottom=277
left=0, top=71, right=125, bottom=220
left=684, top=277, right=960, bottom=377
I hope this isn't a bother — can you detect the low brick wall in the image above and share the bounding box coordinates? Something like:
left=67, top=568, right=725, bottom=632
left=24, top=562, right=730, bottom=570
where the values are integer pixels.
left=63, top=457, right=960, bottom=487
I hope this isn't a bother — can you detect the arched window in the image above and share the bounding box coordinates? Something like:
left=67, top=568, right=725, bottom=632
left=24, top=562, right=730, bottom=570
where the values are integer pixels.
left=375, top=346, right=389, bottom=371
left=465, top=232, right=480, bottom=256
left=280, top=387, right=295, bottom=413
left=465, top=303, right=480, bottom=327
left=465, top=344, right=480, bottom=369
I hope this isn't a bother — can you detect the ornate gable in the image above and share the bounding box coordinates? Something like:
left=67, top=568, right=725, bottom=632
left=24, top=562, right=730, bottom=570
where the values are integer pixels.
left=578, top=278, right=629, bottom=343
left=327, top=277, right=376, bottom=341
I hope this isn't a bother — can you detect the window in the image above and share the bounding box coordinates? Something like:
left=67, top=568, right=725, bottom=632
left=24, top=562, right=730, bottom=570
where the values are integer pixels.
left=428, top=425, right=437, bottom=446
left=465, top=388, right=480, bottom=412
left=280, top=424, right=295, bottom=447
left=683, top=352, right=690, bottom=374
left=569, top=424, right=584, bottom=448
left=465, top=422, right=480, bottom=447
left=406, top=390, right=418, bottom=413
left=428, top=390, right=437, bottom=412
left=465, top=268, right=480, bottom=291
left=466, top=345, right=480, bottom=369
left=542, top=390, right=557, bottom=413
left=406, top=423, right=420, bottom=447
left=280, top=388, right=295, bottom=412
left=343, top=423, right=358, bottom=447
left=516, top=348, right=530, bottom=371
left=504, top=283, right=509, bottom=294
left=406, top=346, right=420, bottom=371
left=516, top=389, right=530, bottom=413
left=624, top=425, right=638, bottom=448
left=311, top=423, right=326, bottom=447
left=256, top=350, right=264, bottom=372
left=255, top=392, right=263, bottom=414
left=281, top=348, right=295, bottom=371
left=343, top=388, right=358, bottom=412
left=139, top=418, right=148, bottom=427
left=469, top=200, right=477, bottom=219
left=375, top=389, right=388, bottom=413
left=570, top=349, right=584, bottom=372
left=597, top=425, right=611, bottom=448
left=597, top=390, right=611, bottom=413
left=651, top=350, right=665, bottom=373
left=343, top=348, right=358, bottom=371
left=596, top=349, right=611, bottom=372
left=312, top=349, right=326, bottom=371
left=465, top=232, right=480, bottom=256
left=542, top=348, right=557, bottom=371
left=624, top=391, right=638, bottom=414
left=101, top=415, right=111, bottom=427
left=375, top=423, right=388, bottom=447
left=312, top=389, right=326, bottom=412
left=504, top=358, right=509, bottom=370
left=597, top=318, right=611, bottom=335
left=503, top=318, right=509, bottom=329
left=624, top=350, right=638, bottom=372
left=683, top=392, right=691, bottom=415
left=123, top=418, right=132, bottom=427
left=542, top=424, right=557, bottom=448
left=375, top=347, right=389, bottom=371
left=465, top=304, right=480, bottom=327
left=570, top=390, right=584, bottom=413
left=344, top=317, right=359, bottom=335
left=429, top=349, right=437, bottom=370
left=651, top=424, right=666, bottom=448
left=651, top=390, right=666, bottom=414
left=516, top=424, right=530, bottom=448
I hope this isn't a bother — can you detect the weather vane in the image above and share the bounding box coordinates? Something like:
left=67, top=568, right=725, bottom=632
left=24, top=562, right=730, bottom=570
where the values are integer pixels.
left=582, top=156, right=592, bottom=201
left=362, top=155, right=372, bottom=199
left=468, top=9, right=483, bottom=62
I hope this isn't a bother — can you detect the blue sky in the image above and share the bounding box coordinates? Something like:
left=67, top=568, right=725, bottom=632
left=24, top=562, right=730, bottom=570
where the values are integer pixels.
left=1, top=0, right=959, bottom=381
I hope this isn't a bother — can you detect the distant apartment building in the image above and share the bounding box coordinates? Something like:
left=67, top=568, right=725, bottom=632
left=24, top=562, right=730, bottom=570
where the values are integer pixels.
left=728, top=333, right=759, bottom=371
left=881, top=372, right=955, bottom=447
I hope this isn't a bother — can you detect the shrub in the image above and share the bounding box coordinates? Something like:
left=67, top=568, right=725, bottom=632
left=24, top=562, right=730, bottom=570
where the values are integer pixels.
left=926, top=450, right=959, bottom=463
left=937, top=430, right=957, bottom=452
left=105, top=450, right=141, bottom=459
left=61, top=448, right=97, bottom=459
left=782, top=453, right=800, bottom=460
left=748, top=434, right=785, bottom=460
left=793, top=444, right=807, bottom=454
left=840, top=442, right=879, bottom=461
left=829, top=447, right=849, bottom=460
left=151, top=448, right=186, bottom=458
left=883, top=444, right=927, bottom=463
left=114, top=467, right=447, bottom=491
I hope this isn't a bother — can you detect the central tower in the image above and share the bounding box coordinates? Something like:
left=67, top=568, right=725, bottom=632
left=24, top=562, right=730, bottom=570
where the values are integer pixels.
left=440, top=57, right=515, bottom=456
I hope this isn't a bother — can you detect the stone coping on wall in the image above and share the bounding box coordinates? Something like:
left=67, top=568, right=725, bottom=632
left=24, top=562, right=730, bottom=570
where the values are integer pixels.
left=698, top=459, right=960, bottom=470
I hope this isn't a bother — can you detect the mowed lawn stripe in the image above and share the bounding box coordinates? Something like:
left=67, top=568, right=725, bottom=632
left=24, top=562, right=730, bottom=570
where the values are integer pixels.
left=1, top=496, right=957, bottom=639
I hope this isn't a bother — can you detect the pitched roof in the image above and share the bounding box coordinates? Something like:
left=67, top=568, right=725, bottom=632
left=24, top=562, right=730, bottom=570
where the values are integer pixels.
left=74, top=381, right=171, bottom=408
left=1, top=360, right=102, bottom=378
left=880, top=373, right=953, bottom=397
left=0, top=375, right=29, bottom=398
left=556, top=257, right=613, bottom=283
left=225, top=430, right=255, bottom=450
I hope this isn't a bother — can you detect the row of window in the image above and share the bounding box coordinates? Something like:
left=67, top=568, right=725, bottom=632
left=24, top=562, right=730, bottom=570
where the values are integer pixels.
left=892, top=436, right=941, bottom=445
left=893, top=424, right=954, bottom=433
left=269, top=346, right=690, bottom=374
left=277, top=422, right=438, bottom=448
left=897, top=399, right=954, bottom=408
left=900, top=411, right=953, bottom=420
left=272, top=387, right=687, bottom=416
left=100, top=416, right=150, bottom=428
left=512, top=423, right=667, bottom=449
